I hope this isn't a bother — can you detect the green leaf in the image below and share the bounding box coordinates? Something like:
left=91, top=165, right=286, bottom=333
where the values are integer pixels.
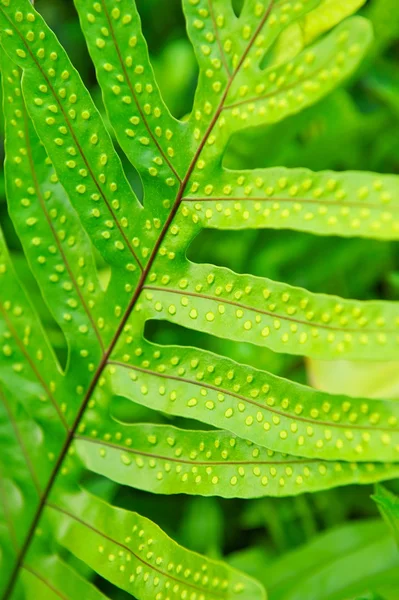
left=243, top=519, right=399, bottom=600
left=0, top=232, right=68, bottom=591
left=0, top=228, right=66, bottom=426
left=270, top=0, right=367, bottom=65
left=75, top=422, right=399, bottom=498
left=373, top=485, right=399, bottom=546
left=46, top=488, right=266, bottom=600
left=0, top=5, right=262, bottom=595
left=221, top=17, right=372, bottom=133
left=0, top=386, right=40, bottom=582
left=308, top=358, right=399, bottom=400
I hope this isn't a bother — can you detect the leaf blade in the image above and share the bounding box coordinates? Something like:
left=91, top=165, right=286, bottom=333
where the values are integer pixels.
left=75, top=422, right=399, bottom=498
left=224, top=17, right=372, bottom=132
left=108, top=340, right=399, bottom=462
left=21, top=553, right=110, bottom=600
left=0, top=0, right=144, bottom=273
left=183, top=166, right=399, bottom=240
left=142, top=260, right=399, bottom=360
left=1, top=50, right=108, bottom=365
left=74, top=0, right=185, bottom=217
left=47, top=488, right=266, bottom=600
left=373, top=485, right=399, bottom=546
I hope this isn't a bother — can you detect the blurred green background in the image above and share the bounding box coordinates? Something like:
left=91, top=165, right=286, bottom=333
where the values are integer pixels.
left=2, top=1, right=399, bottom=598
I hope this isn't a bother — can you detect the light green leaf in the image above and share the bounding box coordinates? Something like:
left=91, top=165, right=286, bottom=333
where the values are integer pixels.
left=229, top=0, right=322, bottom=73
left=183, top=0, right=238, bottom=79
left=299, top=0, right=367, bottom=44
left=0, top=230, right=69, bottom=590
left=271, top=0, right=367, bottom=65
left=47, top=488, right=266, bottom=600
left=75, top=422, right=399, bottom=498
left=182, top=167, right=399, bottom=240
left=142, top=261, right=399, bottom=361
left=308, top=359, right=399, bottom=400
left=0, top=229, right=68, bottom=429
left=183, top=0, right=323, bottom=152
left=222, top=18, right=372, bottom=135
left=21, top=551, right=110, bottom=600
left=108, top=340, right=399, bottom=462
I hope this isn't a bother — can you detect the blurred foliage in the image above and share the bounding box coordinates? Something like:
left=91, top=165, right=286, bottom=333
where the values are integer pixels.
left=2, top=0, right=399, bottom=598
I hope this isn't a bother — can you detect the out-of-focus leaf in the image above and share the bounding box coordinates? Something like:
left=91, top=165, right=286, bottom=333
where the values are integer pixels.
left=230, top=519, right=399, bottom=600
left=374, top=485, right=399, bottom=546
left=308, top=359, right=399, bottom=399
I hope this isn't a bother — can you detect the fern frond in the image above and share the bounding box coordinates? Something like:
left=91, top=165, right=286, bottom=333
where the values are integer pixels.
left=266, top=0, right=367, bottom=65
left=0, top=0, right=397, bottom=598
left=0, top=5, right=143, bottom=274
left=0, top=230, right=65, bottom=426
